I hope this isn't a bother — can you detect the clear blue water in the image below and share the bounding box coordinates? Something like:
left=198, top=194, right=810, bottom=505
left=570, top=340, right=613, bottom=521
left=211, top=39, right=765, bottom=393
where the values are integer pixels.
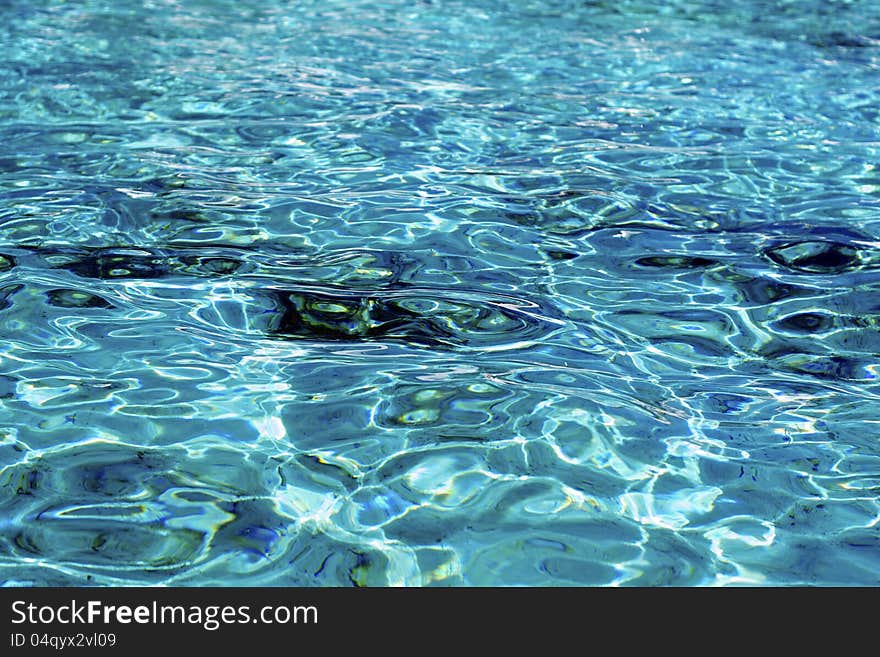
left=1, top=0, right=879, bottom=586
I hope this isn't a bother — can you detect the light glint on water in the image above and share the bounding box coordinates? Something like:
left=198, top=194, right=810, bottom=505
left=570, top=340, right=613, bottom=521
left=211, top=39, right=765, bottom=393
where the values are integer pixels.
left=0, top=0, right=879, bottom=586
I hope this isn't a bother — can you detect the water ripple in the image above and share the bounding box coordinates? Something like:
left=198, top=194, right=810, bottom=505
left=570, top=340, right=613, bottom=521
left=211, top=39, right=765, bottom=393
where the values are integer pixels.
left=1, top=0, right=880, bottom=586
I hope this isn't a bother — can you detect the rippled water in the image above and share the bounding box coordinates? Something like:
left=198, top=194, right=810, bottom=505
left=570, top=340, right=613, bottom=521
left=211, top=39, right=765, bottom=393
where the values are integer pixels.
left=1, top=0, right=879, bottom=586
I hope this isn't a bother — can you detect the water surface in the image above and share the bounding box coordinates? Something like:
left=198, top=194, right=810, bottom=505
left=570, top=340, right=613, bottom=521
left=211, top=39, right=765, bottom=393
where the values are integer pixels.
left=1, top=0, right=879, bottom=586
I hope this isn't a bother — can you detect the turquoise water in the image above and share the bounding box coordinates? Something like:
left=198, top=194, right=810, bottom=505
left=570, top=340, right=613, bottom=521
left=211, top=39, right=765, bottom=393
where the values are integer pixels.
left=1, top=0, right=879, bottom=586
